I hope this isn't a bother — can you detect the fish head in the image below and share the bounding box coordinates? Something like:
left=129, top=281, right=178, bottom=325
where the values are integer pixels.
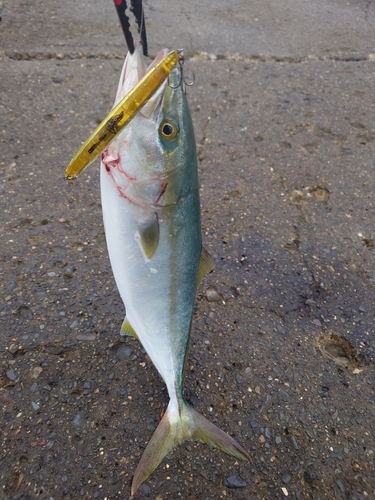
left=101, top=44, right=197, bottom=208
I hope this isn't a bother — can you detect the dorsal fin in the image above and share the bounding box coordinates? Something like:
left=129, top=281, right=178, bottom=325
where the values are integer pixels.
left=196, top=246, right=215, bottom=288
left=120, top=317, right=139, bottom=340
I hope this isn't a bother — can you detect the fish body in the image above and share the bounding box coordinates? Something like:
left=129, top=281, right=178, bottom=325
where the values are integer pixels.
left=100, top=43, right=249, bottom=495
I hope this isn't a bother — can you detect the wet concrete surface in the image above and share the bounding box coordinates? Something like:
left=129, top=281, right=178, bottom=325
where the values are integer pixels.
left=1, top=1, right=375, bottom=499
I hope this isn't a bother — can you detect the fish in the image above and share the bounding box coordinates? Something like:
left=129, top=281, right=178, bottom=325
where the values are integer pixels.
left=100, top=42, right=250, bottom=496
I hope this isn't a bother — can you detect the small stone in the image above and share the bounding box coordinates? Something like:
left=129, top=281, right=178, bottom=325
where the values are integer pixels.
left=276, top=436, right=282, bottom=445
left=6, top=369, right=17, bottom=381
left=31, top=402, right=40, bottom=411
left=223, top=474, right=247, bottom=489
left=70, top=320, right=78, bottom=329
left=277, top=325, right=286, bottom=334
left=64, top=265, right=76, bottom=278
left=47, top=272, right=56, bottom=277
left=76, top=333, right=96, bottom=341
left=282, top=474, right=292, bottom=484
left=250, top=421, right=258, bottom=429
left=72, top=413, right=85, bottom=427
left=236, top=374, right=244, bottom=383
left=291, top=436, right=299, bottom=450
left=81, top=458, right=89, bottom=469
left=312, top=318, right=322, bottom=327
left=205, top=287, right=221, bottom=302
left=305, top=299, right=316, bottom=306
left=140, top=483, right=151, bottom=496
left=258, top=435, right=266, bottom=443
left=116, top=346, right=133, bottom=360
left=8, top=343, right=18, bottom=354
left=7, top=279, right=19, bottom=291
left=336, top=479, right=346, bottom=494
left=278, top=388, right=291, bottom=401
left=31, top=366, right=43, bottom=379
left=190, top=395, right=201, bottom=407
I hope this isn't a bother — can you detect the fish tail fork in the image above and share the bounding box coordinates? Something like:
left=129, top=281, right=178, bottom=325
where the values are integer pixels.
left=130, top=400, right=250, bottom=496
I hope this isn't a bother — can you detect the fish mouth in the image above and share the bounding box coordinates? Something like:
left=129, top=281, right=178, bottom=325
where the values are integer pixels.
left=115, top=43, right=169, bottom=120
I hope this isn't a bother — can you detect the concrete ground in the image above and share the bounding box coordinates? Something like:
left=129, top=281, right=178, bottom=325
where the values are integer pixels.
left=0, top=1, right=374, bottom=499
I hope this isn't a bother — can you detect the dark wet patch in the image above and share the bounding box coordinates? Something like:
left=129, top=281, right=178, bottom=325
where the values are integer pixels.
left=317, top=333, right=367, bottom=372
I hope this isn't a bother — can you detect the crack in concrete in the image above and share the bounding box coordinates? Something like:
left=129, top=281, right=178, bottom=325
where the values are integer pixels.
left=1, top=51, right=375, bottom=63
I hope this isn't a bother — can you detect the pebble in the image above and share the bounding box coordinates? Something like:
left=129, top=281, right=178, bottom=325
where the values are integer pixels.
left=205, top=287, right=221, bottom=302
left=223, top=474, right=247, bottom=489
left=282, top=474, right=292, bottom=484
left=336, top=479, right=347, bottom=494
left=276, top=436, right=282, bottom=445
left=81, top=458, right=89, bottom=469
left=278, top=388, right=291, bottom=401
left=190, top=395, right=201, bottom=407
left=31, top=366, right=43, bottom=379
left=70, top=320, right=78, bottom=329
left=9, top=343, right=18, bottom=354
left=140, top=483, right=151, bottom=496
left=31, top=402, right=40, bottom=411
left=6, top=369, right=17, bottom=381
left=289, top=436, right=298, bottom=450
left=64, top=265, right=76, bottom=278
left=76, top=333, right=96, bottom=341
left=72, top=413, right=86, bottom=427
left=116, top=346, right=133, bottom=360
left=7, top=279, right=19, bottom=291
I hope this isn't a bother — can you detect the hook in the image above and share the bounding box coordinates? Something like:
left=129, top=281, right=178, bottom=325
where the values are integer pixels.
left=168, top=50, right=195, bottom=93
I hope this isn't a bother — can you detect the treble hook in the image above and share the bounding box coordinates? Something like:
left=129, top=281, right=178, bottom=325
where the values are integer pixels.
left=168, top=50, right=195, bottom=93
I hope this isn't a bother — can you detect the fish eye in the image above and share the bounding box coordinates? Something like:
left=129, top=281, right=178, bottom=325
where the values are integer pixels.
left=159, top=119, right=178, bottom=141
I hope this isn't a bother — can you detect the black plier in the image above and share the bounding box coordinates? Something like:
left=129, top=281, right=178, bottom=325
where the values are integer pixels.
left=113, top=0, right=148, bottom=56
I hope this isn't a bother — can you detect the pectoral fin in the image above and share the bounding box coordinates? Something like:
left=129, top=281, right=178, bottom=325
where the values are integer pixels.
left=196, top=246, right=215, bottom=288
left=120, top=317, right=139, bottom=340
left=136, top=214, right=160, bottom=260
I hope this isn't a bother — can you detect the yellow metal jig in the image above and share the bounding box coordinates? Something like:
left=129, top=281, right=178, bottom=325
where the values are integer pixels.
left=65, top=50, right=180, bottom=180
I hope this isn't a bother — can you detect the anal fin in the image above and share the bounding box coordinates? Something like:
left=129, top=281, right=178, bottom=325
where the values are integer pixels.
left=120, top=317, right=139, bottom=340
left=196, top=246, right=215, bottom=288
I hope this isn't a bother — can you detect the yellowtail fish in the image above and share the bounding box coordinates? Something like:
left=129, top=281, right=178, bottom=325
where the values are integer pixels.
left=64, top=50, right=179, bottom=179
left=100, top=43, right=250, bottom=496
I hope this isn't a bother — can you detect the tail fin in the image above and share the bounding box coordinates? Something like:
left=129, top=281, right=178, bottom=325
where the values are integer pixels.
left=131, top=399, right=250, bottom=496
